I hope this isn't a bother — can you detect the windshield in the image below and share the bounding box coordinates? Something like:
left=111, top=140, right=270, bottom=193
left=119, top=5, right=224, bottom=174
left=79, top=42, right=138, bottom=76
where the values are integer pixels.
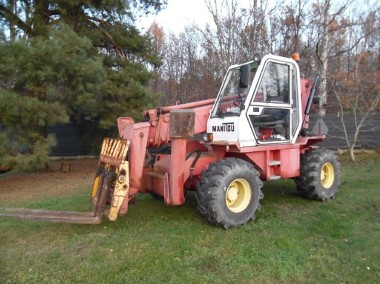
left=212, top=63, right=258, bottom=117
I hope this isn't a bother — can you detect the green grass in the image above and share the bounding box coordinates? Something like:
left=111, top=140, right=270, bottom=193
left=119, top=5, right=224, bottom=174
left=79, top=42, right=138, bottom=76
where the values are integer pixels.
left=1, top=153, right=379, bottom=283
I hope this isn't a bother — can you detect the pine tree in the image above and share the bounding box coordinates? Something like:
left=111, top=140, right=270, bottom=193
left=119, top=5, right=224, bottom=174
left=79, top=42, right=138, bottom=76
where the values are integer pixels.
left=0, top=1, right=166, bottom=171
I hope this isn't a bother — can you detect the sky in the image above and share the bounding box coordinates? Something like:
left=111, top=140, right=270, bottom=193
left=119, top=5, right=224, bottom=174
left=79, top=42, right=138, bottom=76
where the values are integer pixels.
left=137, top=0, right=377, bottom=35
left=138, top=0, right=212, bottom=34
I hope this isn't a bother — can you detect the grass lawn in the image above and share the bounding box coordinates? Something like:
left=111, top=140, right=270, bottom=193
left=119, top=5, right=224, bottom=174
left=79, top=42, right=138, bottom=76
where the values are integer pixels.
left=0, top=152, right=379, bottom=283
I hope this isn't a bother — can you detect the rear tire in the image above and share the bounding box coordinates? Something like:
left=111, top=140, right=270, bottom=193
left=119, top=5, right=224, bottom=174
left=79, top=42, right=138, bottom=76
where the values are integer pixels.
left=196, top=158, right=263, bottom=229
left=295, top=149, right=341, bottom=201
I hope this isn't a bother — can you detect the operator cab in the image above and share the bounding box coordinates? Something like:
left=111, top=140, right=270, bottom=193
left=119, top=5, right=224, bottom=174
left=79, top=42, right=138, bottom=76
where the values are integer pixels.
left=211, top=62, right=258, bottom=118
left=208, top=54, right=302, bottom=147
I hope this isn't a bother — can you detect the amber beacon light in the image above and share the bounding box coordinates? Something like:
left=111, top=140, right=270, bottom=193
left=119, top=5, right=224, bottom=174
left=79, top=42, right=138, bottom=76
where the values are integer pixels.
left=292, top=52, right=300, bottom=61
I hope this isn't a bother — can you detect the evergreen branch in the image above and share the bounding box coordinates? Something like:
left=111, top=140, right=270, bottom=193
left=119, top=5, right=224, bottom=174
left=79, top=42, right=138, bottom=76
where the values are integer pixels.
left=0, top=3, right=34, bottom=36
left=87, top=16, right=126, bottom=59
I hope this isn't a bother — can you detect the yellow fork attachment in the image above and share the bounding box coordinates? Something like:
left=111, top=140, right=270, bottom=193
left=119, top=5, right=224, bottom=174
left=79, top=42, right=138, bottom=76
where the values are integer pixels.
left=0, top=138, right=130, bottom=224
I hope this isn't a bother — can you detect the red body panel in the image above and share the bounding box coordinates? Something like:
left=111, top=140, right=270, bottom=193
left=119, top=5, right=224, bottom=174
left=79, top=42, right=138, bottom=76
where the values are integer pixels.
left=117, top=91, right=321, bottom=210
left=118, top=99, right=216, bottom=208
left=300, top=79, right=313, bottom=129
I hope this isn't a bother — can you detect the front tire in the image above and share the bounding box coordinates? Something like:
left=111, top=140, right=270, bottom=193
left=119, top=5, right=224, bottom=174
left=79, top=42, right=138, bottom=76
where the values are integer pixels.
left=295, top=149, right=341, bottom=201
left=196, top=158, right=263, bottom=229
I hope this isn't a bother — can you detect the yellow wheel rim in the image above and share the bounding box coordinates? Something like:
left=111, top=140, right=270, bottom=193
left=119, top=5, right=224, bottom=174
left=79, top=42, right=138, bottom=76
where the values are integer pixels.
left=321, top=162, right=335, bottom=189
left=225, top=179, right=251, bottom=213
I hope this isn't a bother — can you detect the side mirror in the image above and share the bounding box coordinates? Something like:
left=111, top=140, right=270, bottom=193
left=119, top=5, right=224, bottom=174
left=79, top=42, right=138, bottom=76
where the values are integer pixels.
left=253, top=53, right=262, bottom=64
left=239, top=64, right=249, bottom=88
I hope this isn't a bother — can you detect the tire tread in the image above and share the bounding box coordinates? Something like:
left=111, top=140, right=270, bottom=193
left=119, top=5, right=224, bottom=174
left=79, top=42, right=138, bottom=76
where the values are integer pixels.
left=295, top=149, right=341, bottom=201
left=196, top=158, right=263, bottom=228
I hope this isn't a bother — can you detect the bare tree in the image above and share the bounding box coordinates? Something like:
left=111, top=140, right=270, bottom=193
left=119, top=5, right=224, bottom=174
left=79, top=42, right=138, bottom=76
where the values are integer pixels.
left=331, top=39, right=380, bottom=160
left=313, top=0, right=352, bottom=116
left=198, top=0, right=276, bottom=70
left=149, top=0, right=380, bottom=155
left=148, top=22, right=166, bottom=95
left=275, top=0, right=307, bottom=55
left=200, top=0, right=243, bottom=71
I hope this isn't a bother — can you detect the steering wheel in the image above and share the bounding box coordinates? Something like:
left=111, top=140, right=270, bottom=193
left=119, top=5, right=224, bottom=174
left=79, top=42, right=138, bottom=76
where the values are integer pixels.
left=233, top=98, right=242, bottom=107
left=233, top=92, right=246, bottom=107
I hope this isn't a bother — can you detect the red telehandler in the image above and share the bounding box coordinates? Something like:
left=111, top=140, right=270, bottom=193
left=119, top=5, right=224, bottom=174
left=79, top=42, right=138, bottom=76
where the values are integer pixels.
left=0, top=53, right=341, bottom=228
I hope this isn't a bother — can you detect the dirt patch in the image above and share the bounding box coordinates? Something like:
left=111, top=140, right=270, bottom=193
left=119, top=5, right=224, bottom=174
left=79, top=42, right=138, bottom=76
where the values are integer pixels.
left=0, top=159, right=98, bottom=205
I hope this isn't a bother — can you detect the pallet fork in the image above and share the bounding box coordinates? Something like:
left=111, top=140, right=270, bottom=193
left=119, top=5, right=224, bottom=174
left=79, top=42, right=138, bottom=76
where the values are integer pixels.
left=0, top=138, right=130, bottom=224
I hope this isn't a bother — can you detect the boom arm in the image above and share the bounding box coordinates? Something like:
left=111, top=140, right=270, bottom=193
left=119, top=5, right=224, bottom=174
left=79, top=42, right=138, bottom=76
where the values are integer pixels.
left=116, top=98, right=216, bottom=212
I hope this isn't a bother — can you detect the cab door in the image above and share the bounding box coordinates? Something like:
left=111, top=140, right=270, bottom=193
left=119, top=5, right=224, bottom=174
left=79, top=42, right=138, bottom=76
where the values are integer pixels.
left=246, top=59, right=300, bottom=144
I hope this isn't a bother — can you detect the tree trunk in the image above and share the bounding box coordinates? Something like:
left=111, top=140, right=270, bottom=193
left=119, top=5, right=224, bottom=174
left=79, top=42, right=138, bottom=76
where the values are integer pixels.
left=317, top=0, right=331, bottom=117
left=8, top=0, right=16, bottom=40
left=349, top=145, right=355, bottom=162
